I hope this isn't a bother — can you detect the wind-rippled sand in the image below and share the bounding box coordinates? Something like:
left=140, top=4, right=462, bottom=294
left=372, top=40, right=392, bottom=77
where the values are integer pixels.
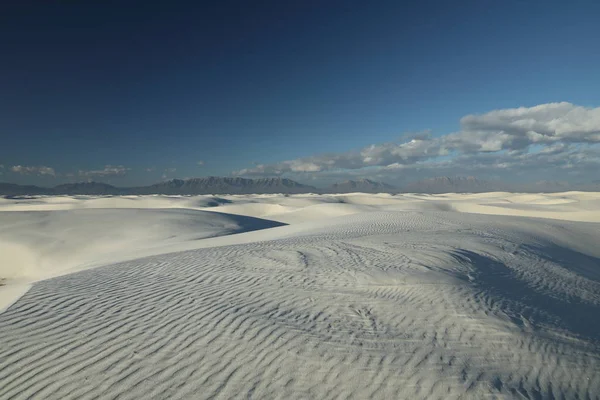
left=1, top=192, right=599, bottom=399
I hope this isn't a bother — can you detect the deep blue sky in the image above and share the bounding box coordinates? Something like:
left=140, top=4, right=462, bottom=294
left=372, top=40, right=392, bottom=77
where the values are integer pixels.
left=1, top=0, right=599, bottom=186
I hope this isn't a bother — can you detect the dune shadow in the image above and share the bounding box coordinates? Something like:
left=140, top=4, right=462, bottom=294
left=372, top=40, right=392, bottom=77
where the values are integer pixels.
left=193, top=210, right=287, bottom=238
left=524, top=244, right=600, bottom=282
left=202, top=197, right=234, bottom=207
left=454, top=248, right=600, bottom=345
left=3, top=195, right=43, bottom=200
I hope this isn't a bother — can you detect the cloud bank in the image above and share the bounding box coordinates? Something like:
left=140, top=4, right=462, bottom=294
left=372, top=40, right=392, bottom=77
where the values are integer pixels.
left=11, top=165, right=56, bottom=176
left=234, top=102, right=600, bottom=179
left=78, top=165, right=129, bottom=178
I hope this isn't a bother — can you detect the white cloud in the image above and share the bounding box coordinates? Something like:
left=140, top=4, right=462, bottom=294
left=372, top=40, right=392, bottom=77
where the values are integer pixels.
left=79, top=165, right=129, bottom=178
left=11, top=165, right=56, bottom=176
left=197, top=160, right=205, bottom=166
left=459, top=102, right=600, bottom=144
left=234, top=102, right=600, bottom=178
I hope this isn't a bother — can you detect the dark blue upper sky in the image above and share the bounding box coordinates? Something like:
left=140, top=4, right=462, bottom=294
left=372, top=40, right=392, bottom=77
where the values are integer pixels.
left=1, top=0, right=599, bottom=186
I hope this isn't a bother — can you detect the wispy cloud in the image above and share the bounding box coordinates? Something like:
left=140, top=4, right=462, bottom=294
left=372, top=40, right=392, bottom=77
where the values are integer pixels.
left=11, top=165, right=56, bottom=176
left=78, top=165, right=129, bottom=178
left=161, top=167, right=178, bottom=180
left=234, top=102, right=600, bottom=179
left=197, top=160, right=205, bottom=166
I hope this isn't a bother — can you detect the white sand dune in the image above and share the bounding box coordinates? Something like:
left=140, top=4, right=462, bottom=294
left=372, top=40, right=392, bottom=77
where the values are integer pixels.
left=1, top=192, right=600, bottom=399
left=0, top=208, right=284, bottom=311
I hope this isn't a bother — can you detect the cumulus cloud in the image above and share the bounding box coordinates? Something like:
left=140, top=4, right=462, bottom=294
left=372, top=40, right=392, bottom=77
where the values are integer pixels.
left=11, top=165, right=56, bottom=176
left=234, top=102, right=600, bottom=177
left=459, top=102, right=600, bottom=144
left=78, top=165, right=129, bottom=178
left=370, top=143, right=600, bottom=181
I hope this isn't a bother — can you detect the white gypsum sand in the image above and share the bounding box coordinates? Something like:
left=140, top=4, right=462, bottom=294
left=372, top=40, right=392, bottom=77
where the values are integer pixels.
left=0, top=192, right=599, bottom=399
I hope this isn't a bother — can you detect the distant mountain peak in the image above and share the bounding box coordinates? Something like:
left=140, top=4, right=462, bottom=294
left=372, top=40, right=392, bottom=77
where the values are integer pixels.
left=144, top=176, right=317, bottom=194
left=2, top=175, right=597, bottom=196
left=53, top=181, right=118, bottom=195
left=0, top=177, right=317, bottom=196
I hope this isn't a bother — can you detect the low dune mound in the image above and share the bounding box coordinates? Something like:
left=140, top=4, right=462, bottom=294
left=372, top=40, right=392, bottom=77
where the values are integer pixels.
left=0, top=208, right=284, bottom=287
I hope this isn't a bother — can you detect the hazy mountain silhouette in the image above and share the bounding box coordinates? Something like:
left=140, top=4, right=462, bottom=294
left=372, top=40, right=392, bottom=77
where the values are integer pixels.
left=0, top=183, right=54, bottom=196
left=53, top=182, right=121, bottom=195
left=136, top=177, right=318, bottom=195
left=2, top=176, right=599, bottom=196
left=1, top=177, right=317, bottom=196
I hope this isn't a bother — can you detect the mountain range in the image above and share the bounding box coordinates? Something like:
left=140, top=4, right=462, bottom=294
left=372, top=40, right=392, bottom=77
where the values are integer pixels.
left=136, top=177, right=317, bottom=195
left=1, top=176, right=598, bottom=196
left=0, top=177, right=318, bottom=196
left=327, top=179, right=397, bottom=193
